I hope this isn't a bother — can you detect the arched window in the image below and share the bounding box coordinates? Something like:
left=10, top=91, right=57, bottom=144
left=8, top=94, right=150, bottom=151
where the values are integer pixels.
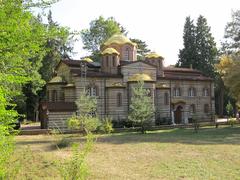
left=117, top=93, right=122, bottom=107
left=189, top=104, right=196, bottom=113
left=46, top=90, right=49, bottom=101
left=52, top=90, right=57, bottom=102
left=173, top=87, right=181, bottom=97
left=204, top=104, right=209, bottom=113
left=106, top=56, right=109, bottom=67
left=164, top=92, right=169, bottom=105
left=203, top=88, right=209, bottom=96
left=188, top=87, right=196, bottom=97
left=87, top=86, right=98, bottom=96
left=124, top=47, right=130, bottom=60
left=112, top=56, right=116, bottom=66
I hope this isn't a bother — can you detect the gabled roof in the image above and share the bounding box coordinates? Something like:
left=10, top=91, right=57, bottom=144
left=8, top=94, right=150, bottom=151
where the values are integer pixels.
left=120, top=60, right=157, bottom=68
left=56, top=59, right=100, bottom=70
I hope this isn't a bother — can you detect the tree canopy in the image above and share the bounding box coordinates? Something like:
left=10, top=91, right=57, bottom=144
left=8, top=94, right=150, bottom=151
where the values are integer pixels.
left=81, top=16, right=150, bottom=61
left=176, top=15, right=217, bottom=78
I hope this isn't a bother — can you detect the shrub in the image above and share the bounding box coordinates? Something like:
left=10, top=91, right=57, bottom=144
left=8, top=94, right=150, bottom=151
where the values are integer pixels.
left=57, top=133, right=94, bottom=180
left=56, top=137, right=71, bottom=149
left=228, top=118, right=237, bottom=127
left=100, top=117, right=113, bottom=134
left=68, top=115, right=101, bottom=134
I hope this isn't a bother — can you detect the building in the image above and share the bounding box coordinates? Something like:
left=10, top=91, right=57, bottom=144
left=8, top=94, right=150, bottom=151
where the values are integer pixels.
left=40, top=34, right=215, bottom=130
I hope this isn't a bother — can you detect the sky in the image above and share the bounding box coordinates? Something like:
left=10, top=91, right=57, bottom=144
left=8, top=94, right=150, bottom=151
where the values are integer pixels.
left=49, top=0, right=239, bottom=65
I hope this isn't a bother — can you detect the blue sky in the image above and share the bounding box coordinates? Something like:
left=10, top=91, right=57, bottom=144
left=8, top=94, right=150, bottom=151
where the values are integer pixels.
left=49, top=0, right=239, bottom=65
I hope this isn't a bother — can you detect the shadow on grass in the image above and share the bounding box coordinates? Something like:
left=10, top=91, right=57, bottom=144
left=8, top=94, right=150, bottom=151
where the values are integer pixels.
left=16, top=126, right=240, bottom=150
left=97, top=125, right=240, bottom=145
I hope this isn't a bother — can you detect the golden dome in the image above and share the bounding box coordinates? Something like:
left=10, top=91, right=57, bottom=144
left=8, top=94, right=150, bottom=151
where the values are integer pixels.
left=49, top=76, right=64, bottom=83
left=101, top=47, right=120, bottom=55
left=128, top=73, right=153, bottom=82
left=103, top=34, right=136, bottom=47
left=145, top=52, right=163, bottom=59
left=82, top=57, right=93, bottom=63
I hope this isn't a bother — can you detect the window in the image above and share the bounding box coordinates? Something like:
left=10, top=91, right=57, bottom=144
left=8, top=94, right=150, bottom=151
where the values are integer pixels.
left=188, top=87, right=196, bottom=97
left=189, top=104, right=196, bottom=113
left=203, top=88, right=209, bottom=96
left=117, top=93, right=122, bottom=107
left=60, top=91, right=65, bottom=101
left=51, top=90, right=57, bottom=102
left=204, top=104, right=209, bottom=113
left=173, top=87, right=181, bottom=97
left=164, top=92, right=169, bottom=105
left=112, top=56, right=116, bottom=66
left=46, top=90, right=49, bottom=101
left=87, top=86, right=97, bottom=96
left=106, top=56, right=109, bottom=67
left=124, top=47, right=130, bottom=60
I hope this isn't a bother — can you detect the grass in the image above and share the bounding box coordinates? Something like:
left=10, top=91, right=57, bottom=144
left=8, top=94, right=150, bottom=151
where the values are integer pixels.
left=13, top=125, right=240, bottom=180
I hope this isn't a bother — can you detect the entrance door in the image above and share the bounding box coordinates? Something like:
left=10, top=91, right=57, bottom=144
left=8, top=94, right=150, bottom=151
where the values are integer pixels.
left=174, top=106, right=183, bottom=124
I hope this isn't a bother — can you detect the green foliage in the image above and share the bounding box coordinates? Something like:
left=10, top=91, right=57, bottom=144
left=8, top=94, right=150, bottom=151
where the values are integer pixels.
left=192, top=114, right=200, bottom=133
left=228, top=118, right=237, bottom=127
left=68, top=116, right=100, bottom=134
left=0, top=0, right=62, bottom=177
left=177, top=15, right=217, bottom=78
left=68, top=90, right=100, bottom=134
left=76, top=90, right=97, bottom=116
left=226, top=101, right=234, bottom=117
left=128, top=81, right=155, bottom=134
left=39, top=10, right=75, bottom=82
left=57, top=134, right=94, bottom=180
left=222, top=10, right=240, bottom=54
left=0, top=125, right=15, bottom=178
left=100, top=117, right=114, bottom=134
left=130, top=38, right=150, bottom=59
left=177, top=16, right=196, bottom=68
left=81, top=16, right=126, bottom=60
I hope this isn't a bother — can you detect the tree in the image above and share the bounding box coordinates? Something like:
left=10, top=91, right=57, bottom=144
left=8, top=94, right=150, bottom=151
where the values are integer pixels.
left=177, top=15, right=217, bottom=78
left=81, top=16, right=126, bottom=61
left=68, top=90, right=100, bottom=134
left=226, top=101, right=234, bottom=118
left=130, top=38, right=150, bottom=60
left=195, top=15, right=218, bottom=78
left=17, top=10, right=75, bottom=120
left=39, top=10, right=75, bottom=82
left=0, top=0, right=57, bottom=177
left=176, top=16, right=196, bottom=68
left=128, top=81, right=155, bottom=134
left=216, top=53, right=240, bottom=104
left=222, top=10, right=240, bottom=54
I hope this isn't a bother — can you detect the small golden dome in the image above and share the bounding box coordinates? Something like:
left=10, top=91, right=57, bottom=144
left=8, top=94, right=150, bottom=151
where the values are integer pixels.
left=49, top=76, right=64, bottom=83
left=145, top=52, right=163, bottom=59
left=82, top=57, right=93, bottom=62
left=128, top=73, right=153, bottom=82
left=103, top=34, right=137, bottom=47
left=101, top=47, right=120, bottom=55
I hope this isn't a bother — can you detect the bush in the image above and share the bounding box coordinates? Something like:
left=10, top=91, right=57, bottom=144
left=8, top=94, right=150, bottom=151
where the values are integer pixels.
left=57, top=134, right=94, bottom=180
left=228, top=118, right=237, bottom=127
left=100, top=117, right=113, bottom=134
left=68, top=115, right=101, bottom=134
left=56, top=137, right=71, bottom=149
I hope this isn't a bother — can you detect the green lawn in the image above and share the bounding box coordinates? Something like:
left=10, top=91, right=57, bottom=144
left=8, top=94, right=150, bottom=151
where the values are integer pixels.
left=13, top=125, right=240, bottom=180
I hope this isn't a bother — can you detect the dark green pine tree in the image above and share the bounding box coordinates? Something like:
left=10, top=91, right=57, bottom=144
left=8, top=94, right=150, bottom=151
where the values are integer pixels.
left=176, top=16, right=197, bottom=68
left=195, top=15, right=217, bottom=78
